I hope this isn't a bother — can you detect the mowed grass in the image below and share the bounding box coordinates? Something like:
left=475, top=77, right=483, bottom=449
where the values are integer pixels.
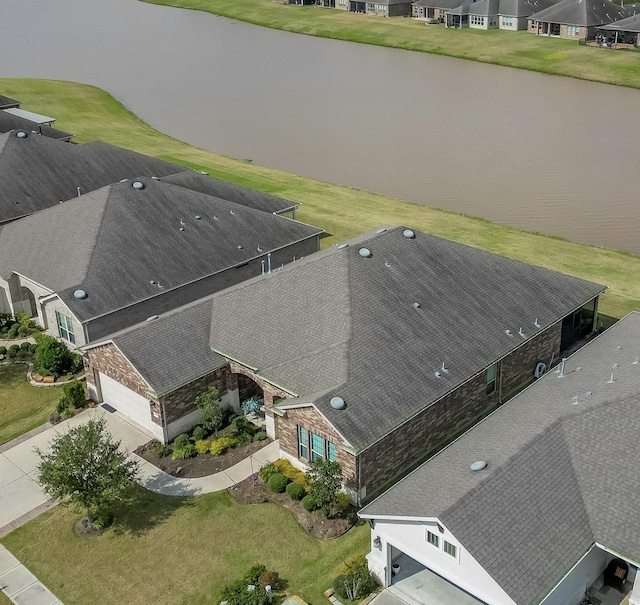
left=2, top=78, right=640, bottom=319
left=141, top=0, right=640, bottom=89
left=0, top=487, right=369, bottom=605
left=0, top=364, right=61, bottom=445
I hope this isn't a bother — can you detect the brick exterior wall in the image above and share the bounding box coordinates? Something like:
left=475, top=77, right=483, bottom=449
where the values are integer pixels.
left=85, top=343, right=149, bottom=400
left=160, top=367, right=231, bottom=425
left=228, top=361, right=290, bottom=407
left=276, top=405, right=357, bottom=484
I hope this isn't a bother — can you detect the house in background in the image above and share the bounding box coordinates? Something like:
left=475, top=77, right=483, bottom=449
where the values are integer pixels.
left=84, top=226, right=605, bottom=501
left=527, top=0, right=630, bottom=39
left=0, top=176, right=322, bottom=347
left=360, top=312, right=640, bottom=605
left=0, top=95, right=21, bottom=110
left=597, top=13, right=640, bottom=46
left=0, top=112, right=73, bottom=141
left=362, top=0, right=414, bottom=16
left=412, top=0, right=468, bottom=22
left=446, top=0, right=557, bottom=29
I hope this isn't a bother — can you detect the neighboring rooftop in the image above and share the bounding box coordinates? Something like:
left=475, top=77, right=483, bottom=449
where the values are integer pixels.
left=3, top=107, right=56, bottom=125
left=529, top=0, right=630, bottom=25
left=205, top=226, right=604, bottom=451
left=463, top=0, right=556, bottom=17
left=0, top=177, right=322, bottom=324
left=412, top=0, right=468, bottom=10
left=360, top=313, right=640, bottom=605
left=0, top=111, right=72, bottom=141
left=599, top=12, right=640, bottom=31
left=0, top=95, right=20, bottom=110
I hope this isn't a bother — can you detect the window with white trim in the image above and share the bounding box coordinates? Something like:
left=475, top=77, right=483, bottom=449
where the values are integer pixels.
left=426, top=530, right=439, bottom=548
left=444, top=540, right=457, bottom=558
left=502, top=15, right=513, bottom=26
left=56, top=312, right=76, bottom=344
left=327, top=441, right=336, bottom=461
left=298, top=426, right=309, bottom=459
left=486, top=363, right=497, bottom=395
left=298, top=428, right=337, bottom=462
left=566, top=24, right=579, bottom=36
left=311, top=432, right=325, bottom=461
left=378, top=3, right=386, bottom=10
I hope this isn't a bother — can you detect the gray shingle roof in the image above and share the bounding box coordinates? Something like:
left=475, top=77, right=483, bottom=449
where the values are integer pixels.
left=360, top=313, right=640, bottom=605
left=467, top=0, right=557, bottom=17
left=598, top=12, right=640, bottom=31
left=529, top=0, right=628, bottom=25
left=206, top=226, right=604, bottom=451
left=0, top=95, right=20, bottom=110
left=0, top=112, right=72, bottom=141
left=0, top=131, right=183, bottom=223
left=160, top=171, right=300, bottom=215
left=0, top=177, right=322, bottom=323
left=412, top=0, right=467, bottom=9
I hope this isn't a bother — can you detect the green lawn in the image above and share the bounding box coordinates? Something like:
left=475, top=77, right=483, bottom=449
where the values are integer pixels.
left=0, top=364, right=61, bottom=445
left=0, top=591, right=12, bottom=605
left=0, top=487, right=369, bottom=605
left=2, top=78, right=639, bottom=320
left=142, top=0, right=640, bottom=89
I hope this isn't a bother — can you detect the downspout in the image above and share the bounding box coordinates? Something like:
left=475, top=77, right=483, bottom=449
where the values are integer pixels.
left=357, top=456, right=362, bottom=507
left=161, top=398, right=169, bottom=444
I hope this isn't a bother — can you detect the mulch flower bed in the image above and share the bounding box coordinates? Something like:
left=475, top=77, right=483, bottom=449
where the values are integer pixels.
left=228, top=478, right=357, bottom=540
left=137, top=439, right=272, bottom=478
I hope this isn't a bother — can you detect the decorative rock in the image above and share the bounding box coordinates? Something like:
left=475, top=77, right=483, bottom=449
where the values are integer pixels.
left=43, top=375, right=55, bottom=383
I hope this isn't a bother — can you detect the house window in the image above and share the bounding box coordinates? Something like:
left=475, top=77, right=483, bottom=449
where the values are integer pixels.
left=378, top=3, right=386, bottom=10
left=502, top=15, right=513, bottom=26
left=311, top=432, right=325, bottom=461
left=56, top=312, right=76, bottom=344
left=339, top=0, right=346, bottom=5
left=367, top=2, right=375, bottom=9
left=298, top=426, right=309, bottom=459
left=486, top=363, right=497, bottom=395
left=444, top=540, right=457, bottom=558
left=426, top=530, right=439, bottom=548
left=567, top=24, right=579, bottom=36
left=470, top=15, right=485, bottom=25
left=327, top=441, right=337, bottom=461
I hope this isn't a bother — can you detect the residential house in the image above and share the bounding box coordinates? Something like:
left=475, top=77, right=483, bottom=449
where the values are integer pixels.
left=527, top=0, right=630, bottom=39
left=362, top=0, right=414, bottom=16
left=445, top=0, right=557, bottom=29
left=597, top=13, right=640, bottom=46
left=83, top=226, right=604, bottom=502
left=359, top=312, right=640, bottom=605
left=0, top=112, right=73, bottom=141
left=412, top=0, right=468, bottom=23
left=0, top=176, right=322, bottom=347
left=0, top=95, right=20, bottom=110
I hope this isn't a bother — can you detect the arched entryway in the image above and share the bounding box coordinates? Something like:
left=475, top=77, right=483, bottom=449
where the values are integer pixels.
left=20, top=287, right=37, bottom=317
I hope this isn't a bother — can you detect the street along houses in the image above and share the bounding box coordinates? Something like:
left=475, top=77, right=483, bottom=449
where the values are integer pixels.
left=82, top=226, right=604, bottom=503
left=359, top=312, right=640, bottom=605
left=0, top=176, right=322, bottom=346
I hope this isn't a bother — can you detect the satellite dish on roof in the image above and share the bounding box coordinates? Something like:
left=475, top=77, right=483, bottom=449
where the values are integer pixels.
left=330, top=396, right=347, bottom=410
left=73, top=289, right=88, bottom=300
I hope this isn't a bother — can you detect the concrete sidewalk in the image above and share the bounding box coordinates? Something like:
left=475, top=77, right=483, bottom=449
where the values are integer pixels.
left=0, top=544, right=61, bottom=605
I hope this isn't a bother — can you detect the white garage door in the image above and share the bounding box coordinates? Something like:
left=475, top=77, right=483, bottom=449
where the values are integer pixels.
left=99, top=373, right=160, bottom=439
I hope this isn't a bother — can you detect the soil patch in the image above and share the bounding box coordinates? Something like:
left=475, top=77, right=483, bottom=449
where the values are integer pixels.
left=73, top=517, right=107, bottom=538
left=138, top=439, right=272, bottom=478
left=229, top=477, right=356, bottom=540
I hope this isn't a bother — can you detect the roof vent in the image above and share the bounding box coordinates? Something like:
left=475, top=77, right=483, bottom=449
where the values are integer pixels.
left=330, top=396, right=347, bottom=410
left=358, top=247, right=372, bottom=258
left=195, top=215, right=201, bottom=220
left=338, top=243, right=349, bottom=250
left=119, top=178, right=128, bottom=183
left=132, top=181, right=145, bottom=190
left=230, top=210, right=236, bottom=215
left=518, top=327, right=526, bottom=338
left=470, top=461, right=488, bottom=472
left=434, top=371, right=443, bottom=378
left=402, top=229, right=416, bottom=239
left=151, top=176, right=160, bottom=180
left=413, top=302, right=421, bottom=309
left=179, top=227, right=185, bottom=232
left=534, top=318, right=541, bottom=328
left=73, top=289, right=88, bottom=300
left=150, top=280, right=157, bottom=285
left=16, top=131, right=27, bottom=138
left=376, top=228, right=387, bottom=234
left=146, top=315, right=159, bottom=322
left=200, top=171, right=208, bottom=175
left=505, top=329, right=512, bottom=336
left=238, top=245, right=243, bottom=250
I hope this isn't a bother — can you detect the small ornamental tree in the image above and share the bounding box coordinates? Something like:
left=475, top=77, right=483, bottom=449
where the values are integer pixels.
left=194, top=386, right=224, bottom=434
left=241, top=396, right=262, bottom=416
left=35, top=417, right=139, bottom=527
left=307, top=458, right=342, bottom=517
left=34, top=334, right=74, bottom=377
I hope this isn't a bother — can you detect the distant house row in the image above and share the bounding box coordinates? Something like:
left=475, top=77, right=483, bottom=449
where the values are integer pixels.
left=309, top=0, right=640, bottom=42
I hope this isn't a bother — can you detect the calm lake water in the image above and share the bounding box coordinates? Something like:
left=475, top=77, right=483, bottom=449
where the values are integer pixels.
left=2, top=0, right=640, bottom=253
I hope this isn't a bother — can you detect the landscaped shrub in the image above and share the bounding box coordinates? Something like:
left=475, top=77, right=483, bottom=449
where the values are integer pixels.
left=194, top=386, right=224, bottom=434
left=19, top=341, right=31, bottom=351
left=191, top=425, right=206, bottom=442
left=307, top=459, right=342, bottom=517
left=243, top=564, right=266, bottom=585
left=267, top=472, right=290, bottom=493
left=241, top=396, right=262, bottom=416
left=259, top=462, right=277, bottom=484
left=274, top=458, right=308, bottom=488
left=55, top=397, right=71, bottom=414
left=286, top=481, right=306, bottom=500
left=333, top=555, right=377, bottom=600
left=335, top=491, right=352, bottom=514
left=209, top=436, right=236, bottom=456
left=0, top=313, right=12, bottom=330
left=70, top=353, right=84, bottom=375
left=17, top=326, right=28, bottom=337
left=232, top=416, right=257, bottom=446
left=10, top=323, right=19, bottom=331
left=150, top=440, right=169, bottom=457
left=34, top=335, right=74, bottom=377
left=7, top=327, right=18, bottom=340
left=257, top=569, right=280, bottom=589
left=63, top=380, right=86, bottom=408
left=221, top=574, right=270, bottom=605
left=0, top=346, right=6, bottom=355
left=253, top=430, right=267, bottom=442
left=173, top=433, right=189, bottom=450
left=171, top=443, right=197, bottom=460
left=29, top=343, right=38, bottom=354
left=194, top=439, right=211, bottom=455
left=7, top=344, right=19, bottom=358
left=302, top=494, right=317, bottom=512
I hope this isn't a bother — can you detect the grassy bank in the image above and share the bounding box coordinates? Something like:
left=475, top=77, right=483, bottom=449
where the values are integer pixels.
left=1, top=487, right=369, bottom=604
left=142, top=0, right=640, bottom=89
left=2, top=77, right=640, bottom=320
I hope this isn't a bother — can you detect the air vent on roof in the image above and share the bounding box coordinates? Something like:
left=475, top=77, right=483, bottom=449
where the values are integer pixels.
left=16, top=131, right=27, bottom=138
left=200, top=171, right=208, bottom=175
left=146, top=315, right=159, bottom=322
left=413, top=302, right=421, bottom=309
left=338, top=243, right=349, bottom=250
left=195, top=215, right=201, bottom=220
left=151, top=176, right=160, bottom=180
left=119, top=178, right=128, bottom=183
left=179, top=227, right=185, bottom=232
left=73, top=289, right=88, bottom=300
left=470, top=461, right=488, bottom=472
left=534, top=318, right=541, bottom=328
left=132, top=181, right=145, bottom=190
left=330, top=396, right=347, bottom=410
left=238, top=245, right=243, bottom=250
left=402, top=229, right=416, bottom=239
left=359, top=247, right=372, bottom=258
left=505, top=329, right=512, bottom=336
left=376, top=228, right=387, bottom=234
